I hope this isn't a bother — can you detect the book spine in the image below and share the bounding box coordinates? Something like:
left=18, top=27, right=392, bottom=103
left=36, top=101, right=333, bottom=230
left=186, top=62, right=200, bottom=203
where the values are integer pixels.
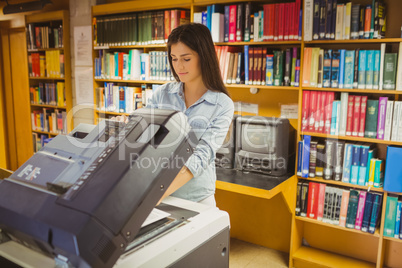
left=359, top=95, right=368, bottom=137
left=384, top=100, right=394, bottom=141
left=342, top=143, right=353, bottom=183
left=309, top=141, right=318, bottom=178
left=350, top=145, right=361, bottom=184
left=295, top=182, right=303, bottom=216
left=339, top=190, right=350, bottom=227
left=369, top=193, right=383, bottom=233
left=307, top=182, right=319, bottom=219
left=297, top=141, right=303, bottom=176
left=302, top=135, right=311, bottom=178
left=324, top=139, right=335, bottom=180
left=352, top=95, right=361, bottom=137
left=361, top=192, right=374, bottom=232
left=316, top=183, right=326, bottom=220
left=377, top=97, right=388, bottom=139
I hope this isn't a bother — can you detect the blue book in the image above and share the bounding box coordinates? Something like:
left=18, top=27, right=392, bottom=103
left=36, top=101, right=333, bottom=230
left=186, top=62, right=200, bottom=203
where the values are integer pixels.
left=384, top=146, right=402, bottom=192
left=202, top=11, right=208, bottom=26
left=331, top=0, right=337, bottom=39
left=301, top=135, right=311, bottom=178
left=297, top=141, right=303, bottom=176
left=295, top=59, right=300, bottom=86
left=299, top=9, right=303, bottom=40
left=331, top=51, right=340, bottom=88
left=266, top=55, right=274, bottom=86
left=344, top=50, right=355, bottom=89
left=119, top=86, right=125, bottom=113
left=361, top=192, right=375, bottom=232
left=313, top=0, right=320, bottom=40
left=224, top=6, right=229, bottom=42
left=395, top=201, right=402, bottom=238
left=342, top=143, right=353, bottom=183
left=330, top=100, right=339, bottom=135
left=358, top=50, right=367, bottom=89
left=325, top=0, right=333, bottom=39
left=365, top=148, right=377, bottom=185
left=338, top=49, right=346, bottom=88
left=369, top=193, right=383, bottom=234
left=350, top=145, right=361, bottom=184
left=358, top=145, right=370, bottom=186
left=207, top=5, right=212, bottom=31
left=244, top=45, right=249, bottom=84
left=373, top=50, right=380, bottom=89
left=365, top=50, right=375, bottom=89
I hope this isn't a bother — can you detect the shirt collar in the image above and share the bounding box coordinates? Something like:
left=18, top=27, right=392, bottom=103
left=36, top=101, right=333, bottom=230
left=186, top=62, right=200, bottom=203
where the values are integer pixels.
left=168, top=82, right=219, bottom=105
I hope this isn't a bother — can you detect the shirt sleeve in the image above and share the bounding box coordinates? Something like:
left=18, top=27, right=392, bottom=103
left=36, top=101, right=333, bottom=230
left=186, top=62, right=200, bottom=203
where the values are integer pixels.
left=185, top=98, right=234, bottom=178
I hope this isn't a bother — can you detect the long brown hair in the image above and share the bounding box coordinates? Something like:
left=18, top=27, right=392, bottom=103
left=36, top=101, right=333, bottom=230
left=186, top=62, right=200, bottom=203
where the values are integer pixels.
left=167, top=23, right=230, bottom=96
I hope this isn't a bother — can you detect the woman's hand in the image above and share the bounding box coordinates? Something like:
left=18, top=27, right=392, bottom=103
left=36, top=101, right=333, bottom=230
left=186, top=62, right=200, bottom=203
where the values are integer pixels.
left=110, top=115, right=129, bottom=124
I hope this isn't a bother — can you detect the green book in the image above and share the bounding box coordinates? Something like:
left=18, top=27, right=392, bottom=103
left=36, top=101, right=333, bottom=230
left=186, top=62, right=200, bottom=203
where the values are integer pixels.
left=273, top=51, right=284, bottom=86
left=383, top=53, right=397, bottom=90
left=346, top=190, right=360, bottom=229
left=365, top=148, right=377, bottom=186
left=373, top=159, right=384, bottom=188
left=383, top=196, right=398, bottom=237
left=364, top=99, right=379, bottom=138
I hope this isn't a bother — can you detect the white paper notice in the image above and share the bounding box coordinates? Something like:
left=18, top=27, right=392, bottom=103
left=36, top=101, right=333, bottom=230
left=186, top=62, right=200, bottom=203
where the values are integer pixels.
left=280, top=104, right=299, bottom=119
left=75, top=67, right=94, bottom=105
left=74, top=26, right=92, bottom=66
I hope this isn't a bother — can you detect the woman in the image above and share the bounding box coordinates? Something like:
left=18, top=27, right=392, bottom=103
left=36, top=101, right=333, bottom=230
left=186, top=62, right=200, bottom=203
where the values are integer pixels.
left=117, top=23, right=234, bottom=206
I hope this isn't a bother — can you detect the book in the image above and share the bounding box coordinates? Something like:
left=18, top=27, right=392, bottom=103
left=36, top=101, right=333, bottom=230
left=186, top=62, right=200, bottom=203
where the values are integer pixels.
left=383, top=53, right=398, bottom=90
left=383, top=195, right=398, bottom=237
left=302, top=135, right=311, bottom=178
left=323, top=139, right=335, bottom=180
left=323, top=49, right=332, bottom=88
left=365, top=50, right=374, bottom=89
left=296, top=181, right=303, bottom=216
left=369, top=193, right=383, bottom=234
left=383, top=100, right=394, bottom=141
left=358, top=144, right=370, bottom=186
left=361, top=192, right=374, bottom=232
left=316, top=183, right=326, bottom=221
left=342, top=143, right=353, bottom=183
left=373, top=159, right=384, bottom=188
left=384, top=146, right=402, bottom=193
left=346, top=190, right=359, bottom=229
left=333, top=141, right=345, bottom=181
left=300, top=182, right=310, bottom=217
left=377, top=97, right=388, bottom=140
left=297, top=141, right=303, bottom=176
left=358, top=50, right=366, bottom=89
left=395, top=201, right=402, bottom=239
left=323, top=186, right=335, bottom=223
left=354, top=191, right=367, bottom=230
left=307, top=182, right=319, bottom=219
left=316, top=143, right=325, bottom=178
left=344, top=50, right=355, bottom=89
left=350, top=145, right=361, bottom=185
left=364, top=99, right=379, bottom=138
left=331, top=51, right=340, bottom=88
left=309, top=141, right=318, bottom=178
left=339, top=189, right=350, bottom=227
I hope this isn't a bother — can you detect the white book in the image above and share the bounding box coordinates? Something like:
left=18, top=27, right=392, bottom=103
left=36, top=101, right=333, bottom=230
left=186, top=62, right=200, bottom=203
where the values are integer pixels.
left=193, top=12, right=202, bottom=24
left=211, top=13, right=224, bottom=43
left=335, top=101, right=341, bottom=135
left=339, top=92, right=349, bottom=136
left=304, top=0, right=313, bottom=41
left=391, top=101, right=401, bottom=141
left=398, top=102, right=402, bottom=141
left=130, top=49, right=142, bottom=80
left=379, top=43, right=386, bottom=90
left=343, top=2, right=351, bottom=40
left=396, top=42, right=402, bottom=90
left=384, top=100, right=394, bottom=141
left=335, top=4, right=344, bottom=40
left=112, top=85, right=119, bottom=112
left=254, top=13, right=260, bottom=41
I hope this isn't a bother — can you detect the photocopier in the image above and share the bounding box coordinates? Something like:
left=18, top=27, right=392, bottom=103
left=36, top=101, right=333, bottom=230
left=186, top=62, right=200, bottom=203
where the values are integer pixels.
left=0, top=109, right=230, bottom=268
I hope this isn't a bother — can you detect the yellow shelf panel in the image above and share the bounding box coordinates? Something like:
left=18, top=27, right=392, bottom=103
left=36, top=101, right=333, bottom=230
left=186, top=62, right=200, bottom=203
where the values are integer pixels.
left=305, top=38, right=402, bottom=44
left=383, top=236, right=402, bottom=243
left=25, top=10, right=66, bottom=23
left=293, top=246, right=376, bottom=268
left=302, top=87, right=402, bottom=94
left=31, top=104, right=66, bottom=109
left=301, top=131, right=402, bottom=146
left=226, top=84, right=299, bottom=91
left=29, top=77, right=65, bottom=81
left=94, top=44, right=166, bottom=49
left=296, top=216, right=381, bottom=238
left=27, top=48, right=64, bottom=52
left=32, top=130, right=61, bottom=136
left=215, top=41, right=302, bottom=46
left=94, top=79, right=167, bottom=84
left=297, top=176, right=385, bottom=193
left=96, top=110, right=130, bottom=116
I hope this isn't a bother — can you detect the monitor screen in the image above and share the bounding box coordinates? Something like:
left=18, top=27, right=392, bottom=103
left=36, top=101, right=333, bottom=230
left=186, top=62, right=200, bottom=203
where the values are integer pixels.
left=241, top=123, right=277, bottom=154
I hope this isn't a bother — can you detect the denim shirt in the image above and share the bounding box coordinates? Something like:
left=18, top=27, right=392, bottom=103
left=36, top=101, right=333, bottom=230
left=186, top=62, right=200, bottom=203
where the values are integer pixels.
left=146, top=82, right=234, bottom=202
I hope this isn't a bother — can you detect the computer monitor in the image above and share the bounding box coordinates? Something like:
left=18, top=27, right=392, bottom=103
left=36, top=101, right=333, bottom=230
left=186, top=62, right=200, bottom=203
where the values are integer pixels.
left=235, top=116, right=295, bottom=176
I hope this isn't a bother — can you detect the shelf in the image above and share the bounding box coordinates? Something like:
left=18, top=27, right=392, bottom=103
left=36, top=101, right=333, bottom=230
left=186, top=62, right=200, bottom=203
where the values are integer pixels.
left=32, top=130, right=62, bottom=136
left=27, top=47, right=64, bottom=52
left=301, top=131, right=402, bottom=146
left=29, top=77, right=65, bottom=81
left=226, top=84, right=299, bottom=90
left=94, top=79, right=167, bottom=84
left=297, top=176, right=385, bottom=193
left=31, top=104, right=66, bottom=109
left=305, top=38, right=402, bottom=44
left=214, top=41, right=302, bottom=46
left=383, top=236, right=402, bottom=243
left=292, top=246, right=376, bottom=268
left=94, top=44, right=166, bottom=49
left=295, top=216, right=381, bottom=237
left=302, top=87, right=402, bottom=94
left=96, top=110, right=131, bottom=116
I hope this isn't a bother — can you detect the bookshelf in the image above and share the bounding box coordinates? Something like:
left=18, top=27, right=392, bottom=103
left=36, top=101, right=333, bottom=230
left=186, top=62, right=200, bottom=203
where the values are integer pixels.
left=90, top=0, right=402, bottom=267
left=25, top=10, right=72, bottom=153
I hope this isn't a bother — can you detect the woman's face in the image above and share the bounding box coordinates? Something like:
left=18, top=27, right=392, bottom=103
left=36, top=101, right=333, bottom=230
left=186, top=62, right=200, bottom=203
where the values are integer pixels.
left=170, top=42, right=202, bottom=84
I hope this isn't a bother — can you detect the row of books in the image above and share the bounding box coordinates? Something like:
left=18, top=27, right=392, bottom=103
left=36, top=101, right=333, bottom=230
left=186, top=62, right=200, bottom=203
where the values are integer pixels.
left=26, top=23, right=64, bottom=50
left=31, top=108, right=67, bottom=134
left=30, top=82, right=65, bottom=107
left=302, top=91, right=402, bottom=142
left=296, top=181, right=383, bottom=234
left=302, top=45, right=402, bottom=90
left=96, top=83, right=158, bottom=113
left=93, top=9, right=190, bottom=47
left=193, top=1, right=302, bottom=43
left=305, top=0, right=386, bottom=41
left=94, top=50, right=174, bottom=81
left=297, top=136, right=384, bottom=187
left=32, top=133, right=52, bottom=153
left=384, top=196, right=402, bottom=239
left=242, top=46, right=300, bottom=86
left=28, top=51, right=65, bottom=78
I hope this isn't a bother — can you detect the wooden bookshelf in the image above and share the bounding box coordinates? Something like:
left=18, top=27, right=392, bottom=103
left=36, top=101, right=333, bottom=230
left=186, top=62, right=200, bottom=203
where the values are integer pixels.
left=302, top=87, right=402, bottom=95
left=31, top=104, right=66, bottom=109
left=305, top=38, right=402, bottom=44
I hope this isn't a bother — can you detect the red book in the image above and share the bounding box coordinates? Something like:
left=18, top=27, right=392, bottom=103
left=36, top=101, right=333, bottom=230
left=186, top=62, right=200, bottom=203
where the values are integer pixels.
left=35, top=27, right=41, bottom=48
left=301, top=91, right=311, bottom=131
left=352, top=95, right=362, bottom=136
left=318, top=91, right=327, bottom=133
left=261, top=47, right=267, bottom=84
left=220, top=46, right=229, bottom=79
left=314, top=91, right=322, bottom=132
left=248, top=46, right=254, bottom=85
left=254, top=47, right=260, bottom=85
left=164, top=10, right=171, bottom=39
left=288, top=2, right=295, bottom=40
left=307, top=182, right=320, bottom=219
left=263, top=5, right=270, bottom=41
left=229, top=5, right=237, bottom=42
left=295, top=0, right=301, bottom=40
left=324, top=91, right=335, bottom=134
left=345, top=95, right=355, bottom=136
left=284, top=3, right=290, bottom=40
left=359, top=96, right=368, bottom=137
left=268, top=4, right=275, bottom=41
left=118, top=52, right=124, bottom=79
left=171, top=10, right=178, bottom=31
left=316, top=183, right=326, bottom=221
left=364, top=7, right=372, bottom=38
left=308, top=91, right=318, bottom=132
left=274, top=4, right=280, bottom=41
left=278, top=3, right=285, bottom=41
